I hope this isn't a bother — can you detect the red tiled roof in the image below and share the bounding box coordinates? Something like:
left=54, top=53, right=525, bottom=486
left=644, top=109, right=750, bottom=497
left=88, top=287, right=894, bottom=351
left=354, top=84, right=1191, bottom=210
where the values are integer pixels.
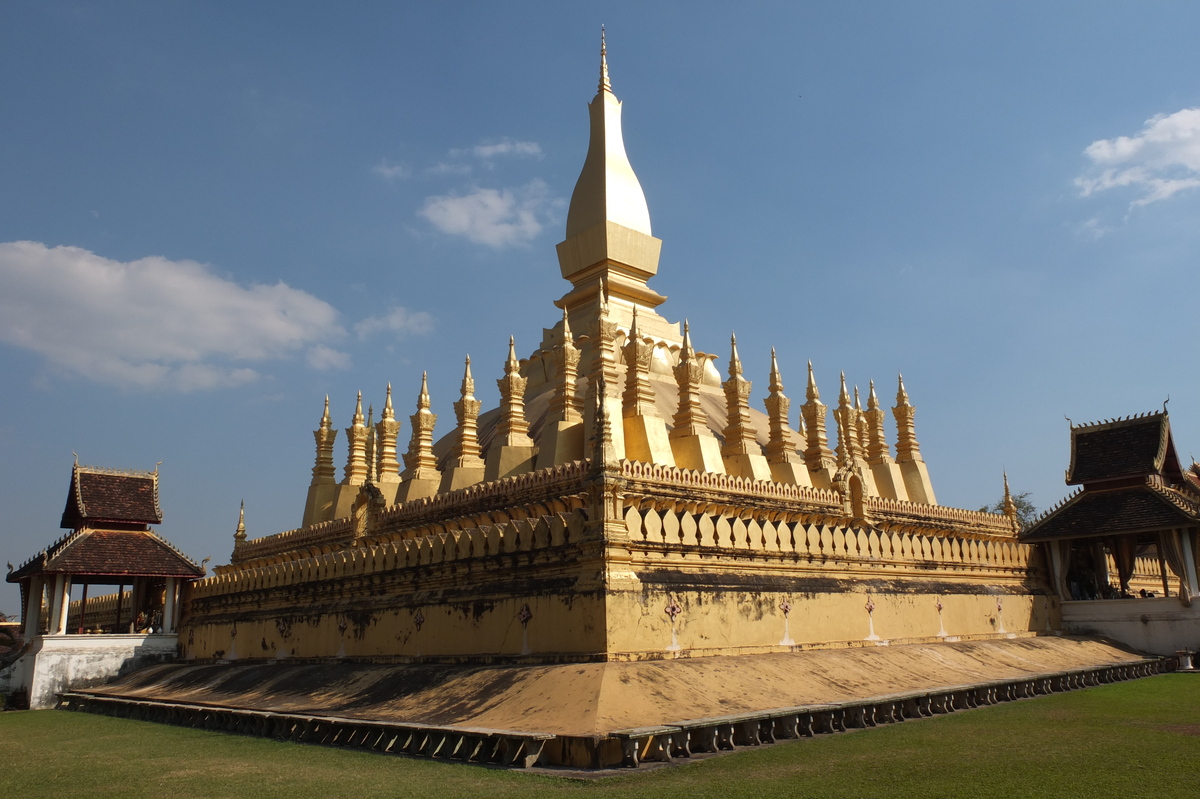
left=1021, top=483, right=1200, bottom=543
left=1066, top=412, right=1182, bottom=486
left=45, top=529, right=203, bottom=577
left=61, top=466, right=163, bottom=528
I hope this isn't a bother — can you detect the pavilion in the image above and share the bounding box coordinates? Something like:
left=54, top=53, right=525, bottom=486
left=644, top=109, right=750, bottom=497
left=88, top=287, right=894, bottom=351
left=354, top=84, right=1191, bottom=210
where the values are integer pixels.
left=3, top=461, right=204, bottom=708
left=1021, top=411, right=1200, bottom=654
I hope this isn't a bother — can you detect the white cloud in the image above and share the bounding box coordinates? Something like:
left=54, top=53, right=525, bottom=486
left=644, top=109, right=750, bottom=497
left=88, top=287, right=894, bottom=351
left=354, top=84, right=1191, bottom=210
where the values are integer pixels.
left=354, top=306, right=434, bottom=340
left=0, top=241, right=349, bottom=391
left=418, top=179, right=560, bottom=248
left=429, top=139, right=544, bottom=177
left=373, top=159, right=411, bottom=181
left=455, top=139, right=543, bottom=161
left=306, top=344, right=353, bottom=370
left=1077, top=107, right=1200, bottom=207
left=425, top=161, right=473, bottom=177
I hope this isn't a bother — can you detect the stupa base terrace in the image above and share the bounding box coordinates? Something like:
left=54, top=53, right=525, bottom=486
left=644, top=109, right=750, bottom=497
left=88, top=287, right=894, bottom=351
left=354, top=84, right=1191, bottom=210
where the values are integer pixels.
left=184, top=459, right=1051, bottom=666
left=60, top=636, right=1169, bottom=769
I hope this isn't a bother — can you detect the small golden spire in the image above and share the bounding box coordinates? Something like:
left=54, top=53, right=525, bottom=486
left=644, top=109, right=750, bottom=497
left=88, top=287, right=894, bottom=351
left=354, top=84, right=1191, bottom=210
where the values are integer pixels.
left=599, top=25, right=611, bottom=93
left=1002, top=471, right=1020, bottom=532
left=495, top=336, right=532, bottom=447
left=764, top=346, right=797, bottom=466
left=234, top=500, right=246, bottom=543
left=864, top=379, right=890, bottom=464
left=562, top=306, right=573, bottom=341
left=892, top=373, right=923, bottom=464
left=364, top=404, right=376, bottom=483
left=681, top=320, right=694, bottom=358
left=728, top=333, right=743, bottom=378
left=838, top=372, right=850, bottom=406
left=353, top=390, right=364, bottom=424
left=311, top=396, right=338, bottom=487
left=402, top=371, right=438, bottom=477
left=447, top=354, right=484, bottom=470
left=802, top=361, right=834, bottom=471
left=376, top=383, right=401, bottom=481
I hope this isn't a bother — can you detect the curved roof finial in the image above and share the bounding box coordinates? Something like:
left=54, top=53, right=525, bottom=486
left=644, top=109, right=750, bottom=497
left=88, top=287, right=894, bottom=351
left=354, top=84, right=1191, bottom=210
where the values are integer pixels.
left=599, top=25, right=611, bottom=93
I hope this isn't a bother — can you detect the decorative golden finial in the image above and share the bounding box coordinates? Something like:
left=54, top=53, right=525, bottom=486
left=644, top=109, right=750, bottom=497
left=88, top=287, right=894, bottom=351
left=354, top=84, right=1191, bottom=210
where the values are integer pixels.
left=839, top=372, right=850, bottom=405
left=506, top=335, right=519, bottom=370
left=1002, top=471, right=1019, bottom=532
left=234, top=500, right=246, bottom=544
left=806, top=361, right=819, bottom=401
left=867, top=380, right=879, bottom=411
left=562, top=306, right=573, bottom=341
left=417, top=369, right=432, bottom=405
left=729, top=333, right=743, bottom=378
left=383, top=383, right=393, bottom=414
left=681, top=319, right=693, bottom=357
left=896, top=373, right=911, bottom=406
left=354, top=390, right=364, bottom=423
left=599, top=25, right=611, bottom=93
left=462, top=354, right=475, bottom=393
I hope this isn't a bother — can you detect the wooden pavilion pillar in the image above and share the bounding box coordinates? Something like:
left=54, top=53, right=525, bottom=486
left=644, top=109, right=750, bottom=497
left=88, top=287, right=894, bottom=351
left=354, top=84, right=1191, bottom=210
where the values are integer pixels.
left=163, top=577, right=177, bottom=634
left=50, top=574, right=71, bottom=635
left=22, top=575, right=44, bottom=638
left=1157, top=542, right=1171, bottom=597
left=76, top=582, right=89, bottom=634
left=1181, top=527, right=1199, bottom=598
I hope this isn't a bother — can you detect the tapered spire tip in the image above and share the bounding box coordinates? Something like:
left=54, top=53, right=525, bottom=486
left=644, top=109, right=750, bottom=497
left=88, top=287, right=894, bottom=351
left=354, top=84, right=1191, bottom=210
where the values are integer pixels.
left=599, top=25, right=611, bottom=93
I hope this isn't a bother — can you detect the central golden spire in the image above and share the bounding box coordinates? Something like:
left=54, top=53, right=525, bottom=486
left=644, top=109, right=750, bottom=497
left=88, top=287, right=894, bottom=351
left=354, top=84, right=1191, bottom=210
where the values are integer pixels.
left=564, top=29, right=652, bottom=239
left=556, top=29, right=666, bottom=323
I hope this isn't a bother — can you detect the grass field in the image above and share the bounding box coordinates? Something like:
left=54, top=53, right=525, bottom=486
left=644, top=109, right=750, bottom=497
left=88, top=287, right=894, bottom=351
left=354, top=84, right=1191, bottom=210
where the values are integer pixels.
left=1, top=675, right=1197, bottom=799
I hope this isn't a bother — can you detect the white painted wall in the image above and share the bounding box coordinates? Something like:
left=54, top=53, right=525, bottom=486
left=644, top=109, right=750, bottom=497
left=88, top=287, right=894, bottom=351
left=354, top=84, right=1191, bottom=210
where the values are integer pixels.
left=8, top=634, right=177, bottom=709
left=1062, top=597, right=1200, bottom=656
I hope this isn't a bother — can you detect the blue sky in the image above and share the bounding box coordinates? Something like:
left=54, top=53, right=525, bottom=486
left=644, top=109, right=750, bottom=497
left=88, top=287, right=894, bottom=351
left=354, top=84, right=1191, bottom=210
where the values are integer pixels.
left=3, top=2, right=1200, bottom=614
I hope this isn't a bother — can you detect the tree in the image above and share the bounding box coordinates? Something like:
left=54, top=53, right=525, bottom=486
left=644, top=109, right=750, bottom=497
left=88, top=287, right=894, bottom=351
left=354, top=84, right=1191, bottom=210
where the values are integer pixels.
left=979, top=491, right=1038, bottom=528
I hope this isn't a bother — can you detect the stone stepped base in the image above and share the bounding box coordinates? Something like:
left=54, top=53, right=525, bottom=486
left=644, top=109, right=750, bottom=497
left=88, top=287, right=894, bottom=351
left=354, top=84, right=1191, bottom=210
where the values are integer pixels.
left=60, top=636, right=1171, bottom=768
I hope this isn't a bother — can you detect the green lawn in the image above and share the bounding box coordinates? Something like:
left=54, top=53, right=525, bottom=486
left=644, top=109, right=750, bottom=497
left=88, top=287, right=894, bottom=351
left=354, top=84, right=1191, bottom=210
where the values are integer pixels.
left=1, top=675, right=1197, bottom=799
